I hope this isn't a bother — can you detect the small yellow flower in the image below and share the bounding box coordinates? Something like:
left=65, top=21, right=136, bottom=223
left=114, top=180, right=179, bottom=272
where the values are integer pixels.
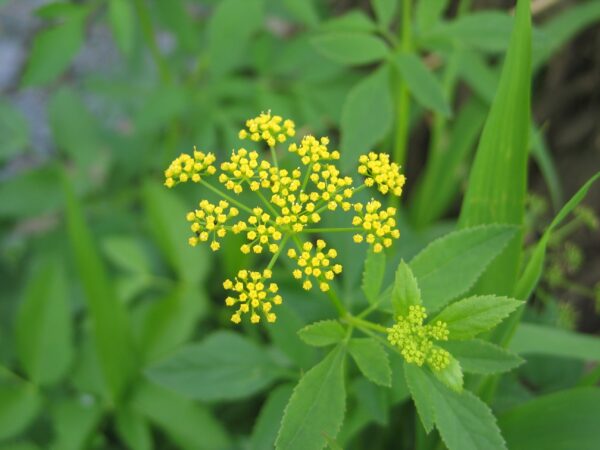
left=241, top=207, right=282, bottom=254
left=352, top=200, right=400, bottom=252
left=358, top=152, right=406, bottom=196
left=309, top=163, right=354, bottom=212
left=186, top=200, right=239, bottom=251
left=164, top=148, right=217, bottom=188
left=224, top=269, right=282, bottom=324
left=238, top=111, right=295, bottom=148
left=219, top=148, right=271, bottom=194
left=288, top=135, right=340, bottom=165
left=288, top=240, right=342, bottom=292
left=387, top=305, right=450, bottom=370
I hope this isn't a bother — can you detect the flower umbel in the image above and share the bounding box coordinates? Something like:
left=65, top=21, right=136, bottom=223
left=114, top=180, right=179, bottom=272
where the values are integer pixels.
left=238, top=111, right=296, bottom=147
left=358, top=152, right=406, bottom=196
left=164, top=149, right=216, bottom=188
left=352, top=200, right=400, bottom=253
left=387, top=305, right=450, bottom=370
left=287, top=240, right=343, bottom=292
left=224, top=269, right=282, bottom=324
left=163, top=111, right=406, bottom=324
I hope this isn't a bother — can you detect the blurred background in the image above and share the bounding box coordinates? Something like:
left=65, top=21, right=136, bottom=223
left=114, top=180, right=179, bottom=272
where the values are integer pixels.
left=0, top=0, right=599, bottom=448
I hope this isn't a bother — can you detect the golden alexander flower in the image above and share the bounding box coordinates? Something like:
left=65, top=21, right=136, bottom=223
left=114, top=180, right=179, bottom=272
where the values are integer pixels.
left=224, top=269, right=282, bottom=324
left=164, top=148, right=216, bottom=188
left=219, top=148, right=271, bottom=194
left=186, top=200, right=239, bottom=251
left=238, top=111, right=295, bottom=147
left=288, top=135, right=340, bottom=165
left=287, top=240, right=342, bottom=292
left=240, top=207, right=282, bottom=254
left=358, top=152, right=406, bottom=196
left=352, top=200, right=400, bottom=253
left=309, top=163, right=354, bottom=211
left=387, top=305, right=450, bottom=370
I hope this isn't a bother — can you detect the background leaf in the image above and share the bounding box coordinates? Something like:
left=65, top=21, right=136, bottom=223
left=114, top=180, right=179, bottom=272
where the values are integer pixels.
left=361, top=248, right=386, bottom=304
left=251, top=384, right=294, bottom=450
left=391, top=260, right=421, bottom=316
left=404, top=363, right=435, bottom=433
left=441, top=340, right=523, bottom=374
left=311, top=32, right=389, bottom=66
left=348, top=338, right=391, bottom=387
left=147, top=331, right=280, bottom=401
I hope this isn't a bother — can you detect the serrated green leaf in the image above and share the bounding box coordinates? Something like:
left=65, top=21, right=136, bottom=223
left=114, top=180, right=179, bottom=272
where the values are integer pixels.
left=348, top=338, right=391, bottom=387
left=361, top=248, right=386, bottom=304
left=0, top=101, right=29, bottom=162
left=298, top=320, right=345, bottom=347
left=432, top=355, right=463, bottom=392
left=433, top=295, right=522, bottom=340
left=371, top=0, right=397, bottom=28
left=208, top=0, right=264, bottom=75
left=21, top=13, right=87, bottom=86
left=510, top=323, right=600, bottom=362
left=16, top=257, right=73, bottom=386
left=409, top=225, right=517, bottom=311
left=311, top=32, right=388, bottom=66
left=404, top=363, right=435, bottom=433
left=132, top=381, right=230, bottom=450
left=430, top=375, right=506, bottom=450
left=391, top=260, right=421, bottom=316
left=441, top=340, right=523, bottom=374
left=392, top=52, right=450, bottom=116
left=63, top=174, right=136, bottom=402
left=0, top=374, right=41, bottom=441
left=108, top=0, right=135, bottom=55
left=147, top=331, right=280, bottom=401
left=251, top=384, right=294, bottom=450
left=340, top=66, right=393, bottom=171
left=499, top=387, right=600, bottom=450
left=458, top=0, right=531, bottom=296
left=276, top=347, right=346, bottom=450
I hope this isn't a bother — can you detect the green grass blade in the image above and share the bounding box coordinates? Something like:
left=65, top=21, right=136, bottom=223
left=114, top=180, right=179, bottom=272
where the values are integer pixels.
left=62, top=173, right=136, bottom=403
left=458, top=0, right=532, bottom=295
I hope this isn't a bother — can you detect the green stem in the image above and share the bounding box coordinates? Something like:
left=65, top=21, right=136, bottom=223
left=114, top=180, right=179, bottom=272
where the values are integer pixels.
left=132, top=0, right=172, bottom=84
left=345, top=315, right=388, bottom=334
left=256, top=189, right=281, bottom=218
left=270, top=146, right=279, bottom=168
left=266, top=235, right=289, bottom=271
left=201, top=180, right=253, bottom=214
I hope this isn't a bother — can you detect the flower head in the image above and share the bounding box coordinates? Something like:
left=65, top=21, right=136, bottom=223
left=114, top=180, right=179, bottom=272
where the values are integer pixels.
left=164, top=149, right=216, bottom=188
left=387, top=305, right=450, bottom=370
left=358, top=152, right=406, bottom=196
left=288, top=135, right=340, bottom=165
left=224, top=269, right=282, bottom=324
left=187, top=200, right=239, bottom=251
left=287, top=240, right=342, bottom=292
left=238, top=111, right=295, bottom=147
left=239, top=207, right=282, bottom=254
left=352, top=200, right=400, bottom=252
left=219, top=148, right=271, bottom=194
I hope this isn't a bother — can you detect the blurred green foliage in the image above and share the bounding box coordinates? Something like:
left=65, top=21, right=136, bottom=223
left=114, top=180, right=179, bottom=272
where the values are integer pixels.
left=1, top=0, right=600, bottom=449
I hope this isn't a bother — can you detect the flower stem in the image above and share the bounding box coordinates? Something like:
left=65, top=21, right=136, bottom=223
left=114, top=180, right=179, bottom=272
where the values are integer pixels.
left=266, top=235, right=289, bottom=271
left=345, top=315, right=388, bottom=333
left=270, top=146, right=279, bottom=168
left=256, top=189, right=281, bottom=218
left=200, top=180, right=253, bottom=214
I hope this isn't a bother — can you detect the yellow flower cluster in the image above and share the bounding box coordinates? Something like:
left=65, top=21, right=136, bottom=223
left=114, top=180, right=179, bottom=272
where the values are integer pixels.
left=224, top=269, right=282, bottom=324
left=387, top=305, right=450, bottom=370
left=289, top=135, right=340, bottom=165
left=358, top=152, right=406, bottom=196
left=186, top=200, right=239, bottom=251
left=238, top=111, right=295, bottom=147
left=352, top=200, right=400, bottom=252
left=163, top=112, right=406, bottom=324
left=235, top=207, right=282, bottom=254
left=287, top=240, right=343, bottom=292
left=219, top=149, right=271, bottom=193
left=164, top=149, right=216, bottom=188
